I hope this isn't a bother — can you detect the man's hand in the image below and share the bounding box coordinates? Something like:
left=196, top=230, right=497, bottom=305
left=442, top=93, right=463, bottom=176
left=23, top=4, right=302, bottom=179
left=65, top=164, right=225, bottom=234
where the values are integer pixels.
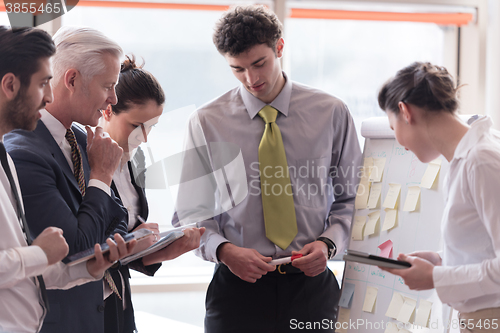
left=142, top=227, right=205, bottom=266
left=218, top=243, right=275, bottom=283
left=379, top=253, right=435, bottom=291
left=86, top=233, right=137, bottom=278
left=32, top=227, right=69, bottom=265
left=133, top=222, right=159, bottom=236
left=131, top=223, right=160, bottom=254
left=86, top=126, right=123, bottom=185
left=291, top=240, right=328, bottom=277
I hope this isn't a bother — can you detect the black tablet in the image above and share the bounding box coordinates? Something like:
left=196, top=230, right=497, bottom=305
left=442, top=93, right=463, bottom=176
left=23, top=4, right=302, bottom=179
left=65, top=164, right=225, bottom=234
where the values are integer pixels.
left=343, top=250, right=411, bottom=269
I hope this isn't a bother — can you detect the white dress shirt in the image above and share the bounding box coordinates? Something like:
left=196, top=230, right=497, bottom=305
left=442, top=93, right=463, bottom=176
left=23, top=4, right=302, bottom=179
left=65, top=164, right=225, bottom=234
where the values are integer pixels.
left=433, top=116, right=500, bottom=312
left=40, top=110, right=110, bottom=196
left=0, top=143, right=95, bottom=333
left=113, top=153, right=139, bottom=231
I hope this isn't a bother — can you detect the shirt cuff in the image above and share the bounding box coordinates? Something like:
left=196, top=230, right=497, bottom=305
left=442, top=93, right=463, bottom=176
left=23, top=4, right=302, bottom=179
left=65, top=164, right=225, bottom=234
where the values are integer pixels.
left=203, top=232, right=230, bottom=263
left=433, top=265, right=485, bottom=304
left=16, top=245, right=49, bottom=278
left=89, top=179, right=111, bottom=196
left=321, top=224, right=346, bottom=256
left=70, top=261, right=98, bottom=280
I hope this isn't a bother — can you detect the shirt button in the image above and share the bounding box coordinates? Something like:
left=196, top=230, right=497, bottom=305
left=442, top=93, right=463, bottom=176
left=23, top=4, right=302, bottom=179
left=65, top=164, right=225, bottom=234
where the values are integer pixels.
left=97, top=305, right=105, bottom=312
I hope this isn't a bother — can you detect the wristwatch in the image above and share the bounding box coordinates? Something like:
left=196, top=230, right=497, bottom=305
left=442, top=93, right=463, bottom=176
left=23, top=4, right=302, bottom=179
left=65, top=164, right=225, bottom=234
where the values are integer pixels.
left=317, top=237, right=337, bottom=259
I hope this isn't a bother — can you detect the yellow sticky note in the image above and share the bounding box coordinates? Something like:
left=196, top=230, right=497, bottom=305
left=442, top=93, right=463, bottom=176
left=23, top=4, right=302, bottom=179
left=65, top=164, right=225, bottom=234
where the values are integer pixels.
left=355, top=170, right=371, bottom=210
left=352, top=215, right=366, bottom=241
left=363, top=157, right=374, bottom=178
left=382, top=209, right=398, bottom=231
left=420, top=159, right=442, bottom=189
left=364, top=157, right=374, bottom=169
left=384, top=322, right=399, bottom=333
left=362, top=286, right=378, bottom=313
left=396, top=296, right=417, bottom=324
left=415, top=299, right=433, bottom=328
left=369, top=158, right=386, bottom=182
left=365, top=211, right=380, bottom=236
left=383, top=183, right=401, bottom=209
left=403, top=186, right=421, bottom=212
left=385, top=292, right=405, bottom=319
left=367, top=183, right=382, bottom=209
left=336, top=307, right=351, bottom=333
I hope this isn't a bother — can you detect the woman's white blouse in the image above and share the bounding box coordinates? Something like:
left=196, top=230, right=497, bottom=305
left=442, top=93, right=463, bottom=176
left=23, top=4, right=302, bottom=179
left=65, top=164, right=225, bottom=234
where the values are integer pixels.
left=433, top=116, right=500, bottom=312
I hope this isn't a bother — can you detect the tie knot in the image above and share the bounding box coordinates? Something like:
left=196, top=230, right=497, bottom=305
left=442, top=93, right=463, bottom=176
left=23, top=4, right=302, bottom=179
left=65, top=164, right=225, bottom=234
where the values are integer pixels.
left=258, top=105, right=278, bottom=124
left=65, top=129, right=77, bottom=146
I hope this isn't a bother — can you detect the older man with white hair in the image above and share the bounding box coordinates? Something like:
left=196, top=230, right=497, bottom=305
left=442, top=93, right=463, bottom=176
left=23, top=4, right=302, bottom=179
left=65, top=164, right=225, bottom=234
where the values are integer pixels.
left=5, top=27, right=133, bottom=333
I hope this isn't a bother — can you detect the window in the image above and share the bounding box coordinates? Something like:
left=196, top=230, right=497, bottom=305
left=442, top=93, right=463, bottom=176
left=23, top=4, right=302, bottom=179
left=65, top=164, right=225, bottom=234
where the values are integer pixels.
left=285, top=18, right=446, bottom=144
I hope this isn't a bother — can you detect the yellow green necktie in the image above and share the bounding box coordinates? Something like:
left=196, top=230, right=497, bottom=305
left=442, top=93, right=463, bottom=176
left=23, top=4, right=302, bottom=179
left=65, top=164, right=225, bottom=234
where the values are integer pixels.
left=258, top=105, right=297, bottom=250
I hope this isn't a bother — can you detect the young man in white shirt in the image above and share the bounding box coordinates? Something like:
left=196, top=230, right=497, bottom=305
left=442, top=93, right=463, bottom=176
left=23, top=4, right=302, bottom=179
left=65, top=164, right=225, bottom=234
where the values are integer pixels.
left=0, top=26, right=135, bottom=333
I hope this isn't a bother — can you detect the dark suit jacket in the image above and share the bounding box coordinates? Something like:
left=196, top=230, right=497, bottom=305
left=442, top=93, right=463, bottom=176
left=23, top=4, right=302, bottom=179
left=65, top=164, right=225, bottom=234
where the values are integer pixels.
left=4, top=120, right=128, bottom=333
left=105, top=147, right=161, bottom=333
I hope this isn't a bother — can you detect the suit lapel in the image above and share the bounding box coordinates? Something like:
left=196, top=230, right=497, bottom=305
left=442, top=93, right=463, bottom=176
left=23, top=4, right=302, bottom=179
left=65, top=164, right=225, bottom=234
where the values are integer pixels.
left=35, top=120, right=82, bottom=195
left=110, top=181, right=120, bottom=200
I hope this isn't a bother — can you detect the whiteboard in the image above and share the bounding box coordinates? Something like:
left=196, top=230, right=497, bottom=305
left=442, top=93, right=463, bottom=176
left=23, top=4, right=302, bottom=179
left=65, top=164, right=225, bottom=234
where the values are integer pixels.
left=339, top=117, right=452, bottom=333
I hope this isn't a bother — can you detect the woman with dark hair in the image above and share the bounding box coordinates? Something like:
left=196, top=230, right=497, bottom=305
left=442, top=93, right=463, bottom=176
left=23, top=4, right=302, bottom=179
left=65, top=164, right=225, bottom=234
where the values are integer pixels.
left=379, top=62, right=500, bottom=332
left=100, top=56, right=205, bottom=333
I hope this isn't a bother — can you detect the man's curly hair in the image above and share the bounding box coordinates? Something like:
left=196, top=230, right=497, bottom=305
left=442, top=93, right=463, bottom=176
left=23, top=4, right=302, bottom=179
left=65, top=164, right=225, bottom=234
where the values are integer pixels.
left=213, top=5, right=283, bottom=56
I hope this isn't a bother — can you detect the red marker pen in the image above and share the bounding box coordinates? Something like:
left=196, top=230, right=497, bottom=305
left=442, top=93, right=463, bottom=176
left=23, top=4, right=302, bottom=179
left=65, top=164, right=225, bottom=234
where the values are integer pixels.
left=269, top=254, right=303, bottom=265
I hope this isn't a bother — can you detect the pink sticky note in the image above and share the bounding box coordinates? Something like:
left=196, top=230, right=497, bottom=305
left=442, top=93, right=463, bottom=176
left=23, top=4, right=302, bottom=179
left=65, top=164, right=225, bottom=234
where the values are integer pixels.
left=378, top=240, right=393, bottom=259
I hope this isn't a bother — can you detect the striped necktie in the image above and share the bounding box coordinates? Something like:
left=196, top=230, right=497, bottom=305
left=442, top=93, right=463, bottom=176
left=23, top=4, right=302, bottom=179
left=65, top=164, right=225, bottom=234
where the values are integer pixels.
left=65, top=129, right=86, bottom=196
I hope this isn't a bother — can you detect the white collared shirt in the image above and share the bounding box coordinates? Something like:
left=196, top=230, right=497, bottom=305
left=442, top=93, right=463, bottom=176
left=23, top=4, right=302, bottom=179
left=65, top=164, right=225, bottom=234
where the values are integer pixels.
left=0, top=144, right=95, bottom=333
left=433, top=116, right=500, bottom=312
left=113, top=152, right=140, bottom=232
left=40, top=110, right=110, bottom=196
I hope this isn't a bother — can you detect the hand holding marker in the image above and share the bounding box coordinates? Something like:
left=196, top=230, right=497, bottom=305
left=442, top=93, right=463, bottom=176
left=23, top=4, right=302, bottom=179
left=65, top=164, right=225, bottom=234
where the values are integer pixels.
left=269, top=254, right=303, bottom=265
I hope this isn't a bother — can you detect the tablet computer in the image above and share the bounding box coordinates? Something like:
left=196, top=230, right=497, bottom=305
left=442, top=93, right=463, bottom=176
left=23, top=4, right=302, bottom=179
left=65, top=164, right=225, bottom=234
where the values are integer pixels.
left=343, top=250, right=411, bottom=269
left=64, top=229, right=154, bottom=266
